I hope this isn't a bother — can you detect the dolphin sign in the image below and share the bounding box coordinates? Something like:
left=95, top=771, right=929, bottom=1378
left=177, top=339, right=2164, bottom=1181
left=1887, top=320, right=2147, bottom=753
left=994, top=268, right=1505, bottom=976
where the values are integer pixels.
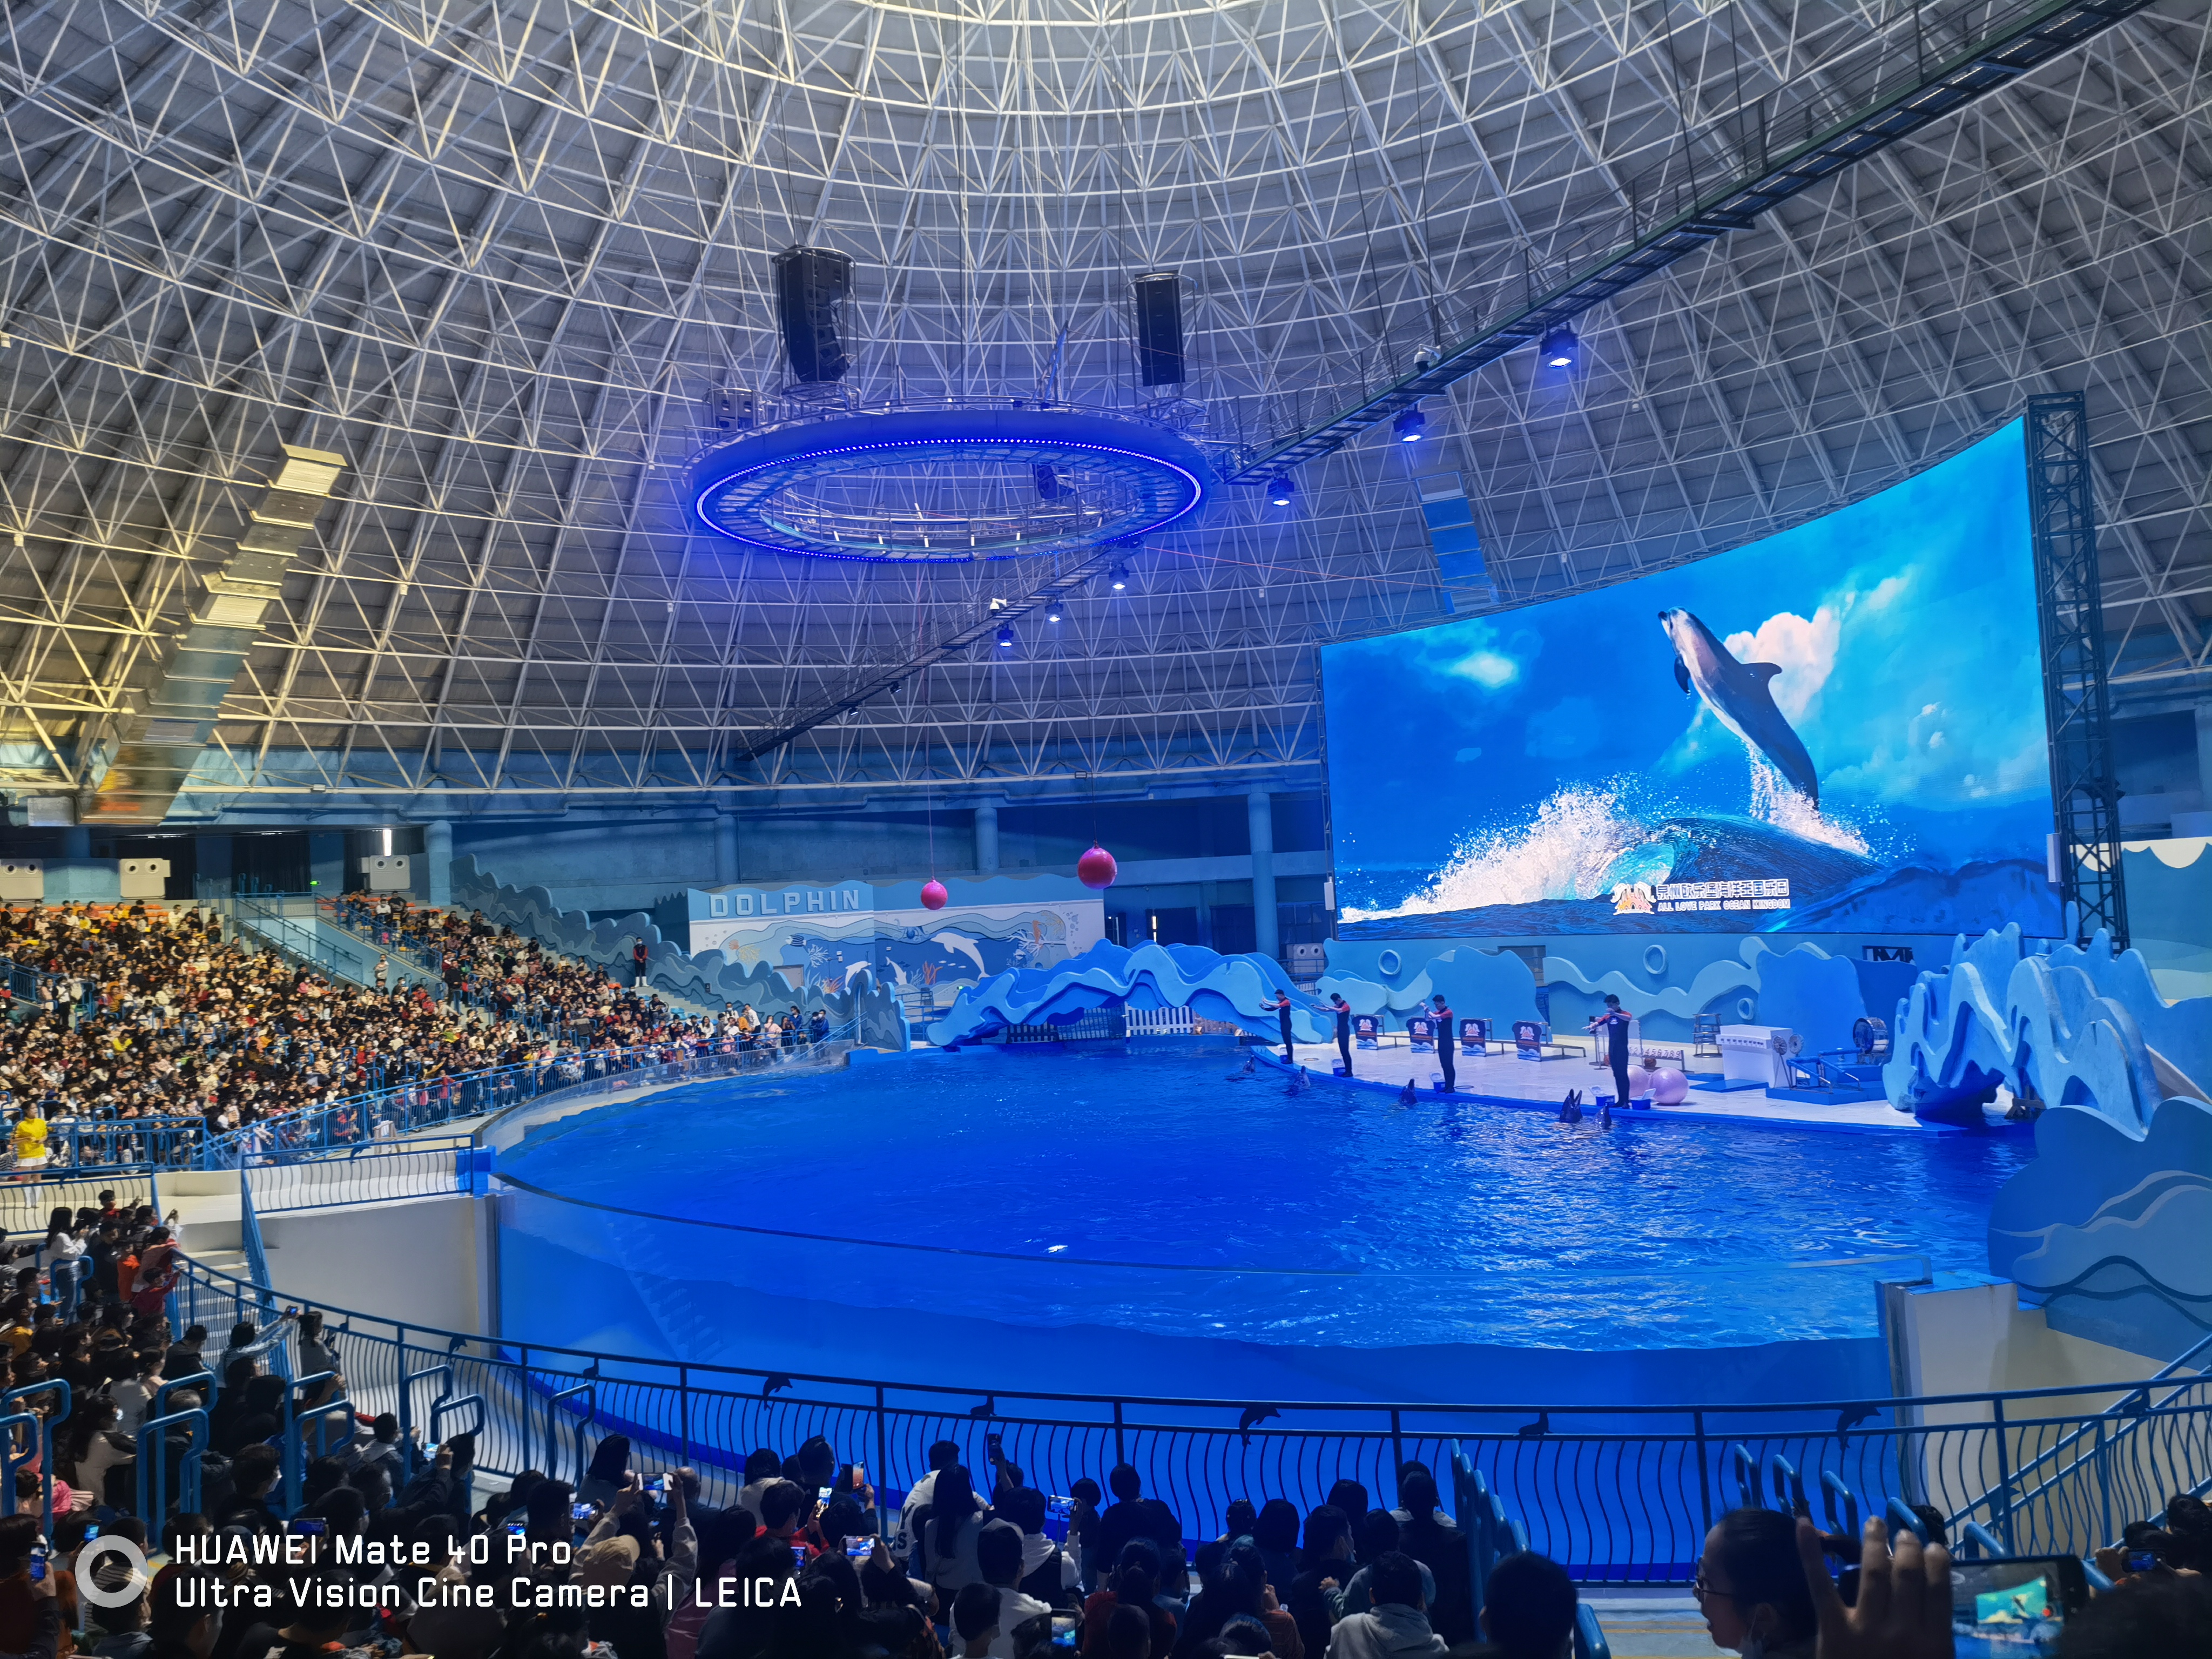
left=1658, top=608, right=1820, bottom=805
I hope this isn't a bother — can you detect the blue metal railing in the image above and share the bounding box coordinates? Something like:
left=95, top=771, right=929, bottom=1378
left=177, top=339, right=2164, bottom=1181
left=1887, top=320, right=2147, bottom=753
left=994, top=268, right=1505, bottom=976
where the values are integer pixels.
left=165, top=1253, right=2212, bottom=1577
left=196, top=1033, right=833, bottom=1169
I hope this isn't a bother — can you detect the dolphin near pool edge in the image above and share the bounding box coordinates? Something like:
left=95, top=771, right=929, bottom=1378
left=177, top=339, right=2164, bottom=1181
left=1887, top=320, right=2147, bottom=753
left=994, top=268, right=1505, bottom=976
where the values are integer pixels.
left=1658, top=606, right=1820, bottom=805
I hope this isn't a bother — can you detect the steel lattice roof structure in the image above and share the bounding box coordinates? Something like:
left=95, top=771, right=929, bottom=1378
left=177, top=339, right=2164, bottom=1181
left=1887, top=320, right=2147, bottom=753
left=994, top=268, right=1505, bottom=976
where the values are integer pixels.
left=0, top=0, right=2205, bottom=818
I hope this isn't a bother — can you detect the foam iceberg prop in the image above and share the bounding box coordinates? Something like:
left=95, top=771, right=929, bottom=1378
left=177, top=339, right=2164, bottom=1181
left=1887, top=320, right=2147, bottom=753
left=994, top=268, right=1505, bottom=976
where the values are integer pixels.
left=453, top=855, right=909, bottom=1050
left=926, top=940, right=1319, bottom=1047
left=1988, top=1096, right=2212, bottom=1360
left=1884, top=925, right=2211, bottom=1131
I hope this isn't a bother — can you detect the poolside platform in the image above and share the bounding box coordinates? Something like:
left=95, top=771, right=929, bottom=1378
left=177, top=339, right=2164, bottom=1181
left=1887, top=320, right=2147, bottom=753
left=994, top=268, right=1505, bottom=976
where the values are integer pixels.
left=1251, top=1037, right=2005, bottom=1134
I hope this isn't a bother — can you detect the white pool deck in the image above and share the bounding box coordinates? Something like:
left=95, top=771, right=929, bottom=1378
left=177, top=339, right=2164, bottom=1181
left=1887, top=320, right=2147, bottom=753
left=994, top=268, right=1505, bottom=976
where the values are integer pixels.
left=1248, top=1037, right=1991, bottom=1134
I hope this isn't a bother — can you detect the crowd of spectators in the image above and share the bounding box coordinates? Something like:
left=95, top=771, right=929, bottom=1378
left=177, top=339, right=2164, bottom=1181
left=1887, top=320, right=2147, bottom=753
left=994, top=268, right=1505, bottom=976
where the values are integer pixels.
left=0, top=1214, right=2202, bottom=1659
left=0, top=896, right=835, bottom=1165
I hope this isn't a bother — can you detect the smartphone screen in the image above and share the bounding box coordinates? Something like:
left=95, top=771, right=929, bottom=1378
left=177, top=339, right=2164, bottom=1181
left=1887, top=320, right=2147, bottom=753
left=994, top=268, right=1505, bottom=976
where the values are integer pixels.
left=572, top=1502, right=595, bottom=1523
left=789, top=1543, right=808, bottom=1572
left=83, top=1526, right=99, bottom=1542
left=2126, top=1550, right=2157, bottom=1574
left=1950, top=1557, right=2086, bottom=1656
left=845, top=1536, right=873, bottom=1560
left=294, top=1521, right=326, bottom=1537
left=986, top=1433, right=1004, bottom=1460
left=28, top=1547, right=46, bottom=1584
left=817, top=1486, right=832, bottom=1503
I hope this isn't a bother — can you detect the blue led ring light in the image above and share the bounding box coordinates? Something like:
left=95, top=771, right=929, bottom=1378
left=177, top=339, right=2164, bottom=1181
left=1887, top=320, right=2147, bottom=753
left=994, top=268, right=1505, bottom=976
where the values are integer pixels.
left=690, top=408, right=1210, bottom=562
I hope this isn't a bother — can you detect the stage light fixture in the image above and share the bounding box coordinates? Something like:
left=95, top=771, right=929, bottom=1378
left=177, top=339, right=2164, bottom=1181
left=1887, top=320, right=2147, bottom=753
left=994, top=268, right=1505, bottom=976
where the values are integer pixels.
left=1046, top=605, right=1062, bottom=623
left=1034, top=463, right=1062, bottom=500
left=1110, top=565, right=1128, bottom=590
left=1541, top=325, right=1579, bottom=369
left=996, top=624, right=1016, bottom=649
left=1267, top=477, right=1294, bottom=506
left=1393, top=407, right=1427, bottom=443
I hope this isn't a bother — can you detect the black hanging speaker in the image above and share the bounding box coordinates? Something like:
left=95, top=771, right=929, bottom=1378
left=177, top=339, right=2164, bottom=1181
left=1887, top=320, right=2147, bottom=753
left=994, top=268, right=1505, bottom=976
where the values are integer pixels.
left=772, top=246, right=856, bottom=383
left=1131, top=272, right=1185, bottom=387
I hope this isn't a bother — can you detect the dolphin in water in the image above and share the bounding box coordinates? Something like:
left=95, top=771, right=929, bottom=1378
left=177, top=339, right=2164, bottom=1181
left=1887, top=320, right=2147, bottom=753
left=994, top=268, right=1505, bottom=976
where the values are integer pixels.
left=1658, top=608, right=1820, bottom=805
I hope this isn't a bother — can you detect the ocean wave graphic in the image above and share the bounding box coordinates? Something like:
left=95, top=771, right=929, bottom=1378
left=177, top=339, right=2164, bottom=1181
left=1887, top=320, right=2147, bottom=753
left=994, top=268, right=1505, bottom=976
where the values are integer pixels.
left=926, top=940, right=1312, bottom=1047
left=1343, top=776, right=1881, bottom=924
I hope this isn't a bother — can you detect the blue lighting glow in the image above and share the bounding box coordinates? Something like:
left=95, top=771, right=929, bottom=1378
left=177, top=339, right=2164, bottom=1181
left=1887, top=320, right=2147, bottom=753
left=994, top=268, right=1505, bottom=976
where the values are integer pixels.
left=690, top=407, right=1210, bottom=563
left=1393, top=407, right=1427, bottom=443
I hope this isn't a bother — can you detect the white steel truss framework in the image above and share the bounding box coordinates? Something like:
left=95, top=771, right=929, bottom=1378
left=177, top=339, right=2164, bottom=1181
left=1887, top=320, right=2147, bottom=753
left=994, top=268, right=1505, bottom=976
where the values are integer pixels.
left=0, top=0, right=2204, bottom=812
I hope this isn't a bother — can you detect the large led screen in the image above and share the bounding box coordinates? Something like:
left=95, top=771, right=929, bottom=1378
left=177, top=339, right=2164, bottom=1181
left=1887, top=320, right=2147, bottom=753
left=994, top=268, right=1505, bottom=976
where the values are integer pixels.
left=1325, top=422, right=2061, bottom=938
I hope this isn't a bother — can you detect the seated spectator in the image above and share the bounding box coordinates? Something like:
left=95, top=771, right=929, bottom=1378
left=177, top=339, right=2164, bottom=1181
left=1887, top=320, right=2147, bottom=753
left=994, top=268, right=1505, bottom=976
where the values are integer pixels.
left=1285, top=1506, right=1353, bottom=1659
left=924, top=1466, right=990, bottom=1596
left=1083, top=1541, right=1178, bottom=1658
left=1337, top=1513, right=1432, bottom=1621
left=1478, top=1552, right=1576, bottom=1659
left=2057, top=1571, right=2212, bottom=1657
left=1390, top=1475, right=1471, bottom=1644
left=1320, top=1552, right=1442, bottom=1658
left=954, top=1580, right=1003, bottom=1658
left=1175, top=1543, right=1300, bottom=1659
left=1103, top=1603, right=1155, bottom=1659
left=1097, top=1466, right=1186, bottom=1594
left=1693, top=1509, right=1817, bottom=1658
left=979, top=1519, right=1053, bottom=1658
left=996, top=1487, right=1082, bottom=1608
left=1251, top=1502, right=1301, bottom=1595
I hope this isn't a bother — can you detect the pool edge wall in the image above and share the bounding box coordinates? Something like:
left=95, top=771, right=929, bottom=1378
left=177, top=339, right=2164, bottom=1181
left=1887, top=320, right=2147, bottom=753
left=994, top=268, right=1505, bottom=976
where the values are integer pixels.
left=494, top=1181, right=1890, bottom=1409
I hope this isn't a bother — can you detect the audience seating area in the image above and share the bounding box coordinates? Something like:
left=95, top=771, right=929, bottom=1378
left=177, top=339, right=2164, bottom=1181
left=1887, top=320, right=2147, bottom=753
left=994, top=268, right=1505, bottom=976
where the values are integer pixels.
left=0, top=897, right=841, bottom=1174
left=0, top=1218, right=2203, bottom=1659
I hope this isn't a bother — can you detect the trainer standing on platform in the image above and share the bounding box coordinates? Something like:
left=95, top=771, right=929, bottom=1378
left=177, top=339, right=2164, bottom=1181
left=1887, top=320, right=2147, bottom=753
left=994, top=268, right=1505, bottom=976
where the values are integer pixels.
left=1589, top=994, right=1634, bottom=1111
left=1431, top=993, right=1456, bottom=1091
left=1266, top=988, right=1297, bottom=1061
left=1329, top=992, right=1354, bottom=1076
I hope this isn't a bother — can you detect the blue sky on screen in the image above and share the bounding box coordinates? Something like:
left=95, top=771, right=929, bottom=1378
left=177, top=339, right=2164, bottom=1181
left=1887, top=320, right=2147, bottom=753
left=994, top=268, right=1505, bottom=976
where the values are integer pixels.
left=1324, top=420, right=2047, bottom=878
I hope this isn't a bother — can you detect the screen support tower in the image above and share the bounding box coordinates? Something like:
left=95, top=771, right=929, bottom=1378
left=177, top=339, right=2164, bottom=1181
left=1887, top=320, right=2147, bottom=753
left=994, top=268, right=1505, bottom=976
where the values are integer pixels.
left=2026, top=393, right=2126, bottom=950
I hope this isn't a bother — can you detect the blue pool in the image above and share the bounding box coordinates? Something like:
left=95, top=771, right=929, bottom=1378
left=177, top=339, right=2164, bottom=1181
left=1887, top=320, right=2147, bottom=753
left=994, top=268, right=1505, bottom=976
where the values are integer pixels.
left=494, top=1046, right=2029, bottom=1404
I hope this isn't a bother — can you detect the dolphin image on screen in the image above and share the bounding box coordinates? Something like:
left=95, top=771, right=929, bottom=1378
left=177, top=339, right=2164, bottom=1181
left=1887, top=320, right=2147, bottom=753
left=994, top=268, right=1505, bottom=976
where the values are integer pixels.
left=1658, top=608, right=1820, bottom=805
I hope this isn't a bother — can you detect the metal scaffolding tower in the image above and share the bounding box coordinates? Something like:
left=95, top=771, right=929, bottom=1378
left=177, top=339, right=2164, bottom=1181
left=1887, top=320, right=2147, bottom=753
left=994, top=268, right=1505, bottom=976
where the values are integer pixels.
left=2026, top=392, right=2127, bottom=949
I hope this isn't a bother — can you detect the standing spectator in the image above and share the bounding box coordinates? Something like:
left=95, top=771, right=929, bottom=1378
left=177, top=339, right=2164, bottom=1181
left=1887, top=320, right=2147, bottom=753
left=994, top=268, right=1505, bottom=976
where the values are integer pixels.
left=1692, top=1510, right=1818, bottom=1659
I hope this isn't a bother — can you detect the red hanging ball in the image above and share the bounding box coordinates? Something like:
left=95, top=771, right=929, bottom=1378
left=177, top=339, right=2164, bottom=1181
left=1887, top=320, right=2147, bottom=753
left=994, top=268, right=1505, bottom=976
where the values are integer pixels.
left=920, top=880, right=949, bottom=912
left=1077, top=844, right=1118, bottom=890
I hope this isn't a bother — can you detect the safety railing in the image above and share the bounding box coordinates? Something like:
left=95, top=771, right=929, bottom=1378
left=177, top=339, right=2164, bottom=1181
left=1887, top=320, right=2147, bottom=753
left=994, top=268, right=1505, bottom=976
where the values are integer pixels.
left=196, top=1032, right=839, bottom=1169
left=0, top=1170, right=156, bottom=1235
left=165, top=1255, right=2212, bottom=1577
left=0, top=949, right=69, bottom=1013
left=242, top=1138, right=480, bottom=1215
left=1944, top=1327, right=2212, bottom=1552
left=12, top=1114, right=205, bottom=1173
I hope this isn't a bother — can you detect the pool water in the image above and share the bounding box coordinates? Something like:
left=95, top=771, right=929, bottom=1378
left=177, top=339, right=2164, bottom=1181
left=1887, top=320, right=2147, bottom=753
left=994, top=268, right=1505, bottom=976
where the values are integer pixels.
left=497, top=1046, right=2028, bottom=1351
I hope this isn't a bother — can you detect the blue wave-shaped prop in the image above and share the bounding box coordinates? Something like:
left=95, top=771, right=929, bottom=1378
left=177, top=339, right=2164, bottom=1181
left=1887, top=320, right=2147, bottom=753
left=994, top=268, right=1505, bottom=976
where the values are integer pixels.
left=1882, top=925, right=2210, bottom=1132
left=451, top=856, right=909, bottom=1050
left=926, top=940, right=1316, bottom=1047
left=1988, top=1094, right=2212, bottom=1356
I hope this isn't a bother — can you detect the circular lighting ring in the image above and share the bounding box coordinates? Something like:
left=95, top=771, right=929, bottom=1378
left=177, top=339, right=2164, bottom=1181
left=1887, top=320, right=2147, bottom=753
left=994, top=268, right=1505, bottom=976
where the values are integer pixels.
left=691, top=408, right=1210, bottom=562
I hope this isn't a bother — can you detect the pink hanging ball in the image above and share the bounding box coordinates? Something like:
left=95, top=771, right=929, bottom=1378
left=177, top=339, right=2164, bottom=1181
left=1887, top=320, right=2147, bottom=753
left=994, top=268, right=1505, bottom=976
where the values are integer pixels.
left=1077, top=844, right=1118, bottom=890
left=920, top=880, right=949, bottom=912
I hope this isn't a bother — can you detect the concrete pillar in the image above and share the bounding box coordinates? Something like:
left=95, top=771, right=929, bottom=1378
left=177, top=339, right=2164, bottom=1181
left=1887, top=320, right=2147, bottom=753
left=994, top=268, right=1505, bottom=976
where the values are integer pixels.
left=714, top=813, right=739, bottom=886
left=1247, top=790, right=1278, bottom=960
left=58, top=826, right=90, bottom=861
left=424, top=819, right=453, bottom=909
left=974, top=799, right=1000, bottom=875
